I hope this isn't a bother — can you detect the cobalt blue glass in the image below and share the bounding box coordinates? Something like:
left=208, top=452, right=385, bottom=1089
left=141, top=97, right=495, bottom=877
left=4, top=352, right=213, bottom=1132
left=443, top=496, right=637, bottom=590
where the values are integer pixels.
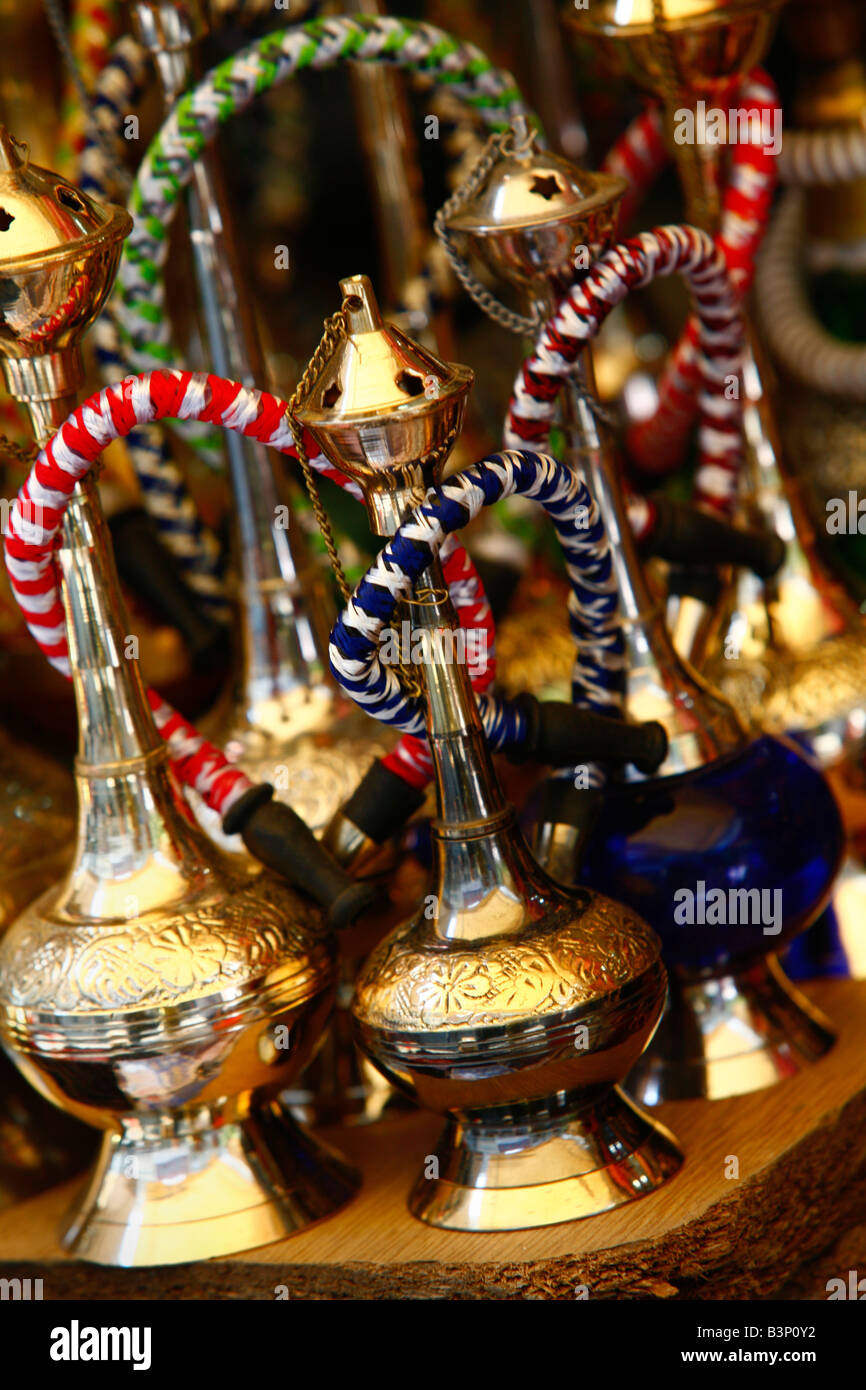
left=579, top=735, right=844, bottom=974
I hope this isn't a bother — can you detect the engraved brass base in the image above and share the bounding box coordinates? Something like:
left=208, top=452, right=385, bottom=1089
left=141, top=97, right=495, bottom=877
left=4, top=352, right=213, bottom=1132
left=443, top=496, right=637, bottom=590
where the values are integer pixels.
left=61, top=1099, right=360, bottom=1267
left=409, top=1087, right=682, bottom=1232
left=628, top=957, right=835, bottom=1105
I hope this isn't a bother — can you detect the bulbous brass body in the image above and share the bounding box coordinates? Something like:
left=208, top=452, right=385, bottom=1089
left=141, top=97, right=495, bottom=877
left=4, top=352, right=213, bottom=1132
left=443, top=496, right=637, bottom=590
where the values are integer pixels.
left=299, top=275, right=682, bottom=1229
left=354, top=850, right=676, bottom=1230
left=0, top=136, right=358, bottom=1264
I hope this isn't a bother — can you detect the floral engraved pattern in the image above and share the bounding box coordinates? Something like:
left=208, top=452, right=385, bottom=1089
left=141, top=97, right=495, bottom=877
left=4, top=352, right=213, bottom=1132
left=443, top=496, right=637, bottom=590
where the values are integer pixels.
left=355, top=896, right=660, bottom=1032
left=712, top=629, right=866, bottom=735
left=0, top=876, right=330, bottom=1014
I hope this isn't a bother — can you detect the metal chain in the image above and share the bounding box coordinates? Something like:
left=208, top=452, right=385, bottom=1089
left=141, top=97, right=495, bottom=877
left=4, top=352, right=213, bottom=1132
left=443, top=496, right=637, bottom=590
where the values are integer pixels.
left=567, top=358, right=619, bottom=434
left=0, top=434, right=38, bottom=470
left=285, top=310, right=354, bottom=605
left=434, top=127, right=542, bottom=337
left=435, top=119, right=618, bottom=432
left=650, top=0, right=716, bottom=231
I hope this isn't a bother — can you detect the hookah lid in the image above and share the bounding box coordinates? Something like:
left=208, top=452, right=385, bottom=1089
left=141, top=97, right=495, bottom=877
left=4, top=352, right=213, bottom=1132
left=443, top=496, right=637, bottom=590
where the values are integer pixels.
left=297, top=274, right=472, bottom=531
left=0, top=128, right=129, bottom=269
left=439, top=117, right=624, bottom=298
left=0, top=126, right=131, bottom=360
left=444, top=117, right=625, bottom=240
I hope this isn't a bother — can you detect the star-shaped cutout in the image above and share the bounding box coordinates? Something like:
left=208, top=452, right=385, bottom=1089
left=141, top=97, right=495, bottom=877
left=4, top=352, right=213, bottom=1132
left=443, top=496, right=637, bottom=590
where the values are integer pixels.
left=0, top=207, right=15, bottom=233
left=529, top=174, right=562, bottom=201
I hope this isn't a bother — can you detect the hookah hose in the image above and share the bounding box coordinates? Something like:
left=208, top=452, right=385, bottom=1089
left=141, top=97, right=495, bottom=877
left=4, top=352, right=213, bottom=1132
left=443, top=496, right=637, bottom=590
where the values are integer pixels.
left=79, top=34, right=230, bottom=614
left=755, top=191, right=866, bottom=400
left=777, top=126, right=866, bottom=187
left=5, top=369, right=659, bottom=879
left=42, top=0, right=122, bottom=178
left=327, top=448, right=632, bottom=756
left=506, top=225, right=745, bottom=518
left=603, top=71, right=780, bottom=491
left=757, top=118, right=866, bottom=399
left=494, top=225, right=749, bottom=812
left=602, top=104, right=668, bottom=235
left=2, top=363, right=495, bottom=805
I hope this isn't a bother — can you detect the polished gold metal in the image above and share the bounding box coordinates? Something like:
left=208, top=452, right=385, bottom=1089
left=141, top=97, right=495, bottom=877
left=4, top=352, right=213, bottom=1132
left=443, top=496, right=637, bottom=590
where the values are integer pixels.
left=443, top=121, right=626, bottom=294
left=565, top=0, right=786, bottom=104
left=298, top=275, right=682, bottom=1230
left=567, top=0, right=785, bottom=229
left=0, top=136, right=358, bottom=1264
left=440, top=126, right=838, bottom=1102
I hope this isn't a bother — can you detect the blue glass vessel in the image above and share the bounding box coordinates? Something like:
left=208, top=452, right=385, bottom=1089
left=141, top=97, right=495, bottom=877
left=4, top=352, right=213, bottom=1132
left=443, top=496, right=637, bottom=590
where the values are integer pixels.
left=576, top=735, right=843, bottom=1101
left=580, top=736, right=844, bottom=972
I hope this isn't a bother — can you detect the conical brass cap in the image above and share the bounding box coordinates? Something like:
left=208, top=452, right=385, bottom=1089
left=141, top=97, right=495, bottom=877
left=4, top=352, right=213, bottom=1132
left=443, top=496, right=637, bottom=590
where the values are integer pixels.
left=297, top=275, right=473, bottom=534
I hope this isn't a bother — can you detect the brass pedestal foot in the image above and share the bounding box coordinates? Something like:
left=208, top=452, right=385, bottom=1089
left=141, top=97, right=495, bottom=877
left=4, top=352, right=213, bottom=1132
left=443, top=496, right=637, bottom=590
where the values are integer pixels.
left=409, top=1087, right=682, bottom=1232
left=62, top=1100, right=360, bottom=1267
left=628, top=956, right=836, bottom=1105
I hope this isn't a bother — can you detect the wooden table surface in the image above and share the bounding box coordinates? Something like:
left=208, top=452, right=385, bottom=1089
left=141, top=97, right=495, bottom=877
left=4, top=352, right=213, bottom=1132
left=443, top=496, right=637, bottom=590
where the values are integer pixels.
left=1, top=977, right=865, bottom=1299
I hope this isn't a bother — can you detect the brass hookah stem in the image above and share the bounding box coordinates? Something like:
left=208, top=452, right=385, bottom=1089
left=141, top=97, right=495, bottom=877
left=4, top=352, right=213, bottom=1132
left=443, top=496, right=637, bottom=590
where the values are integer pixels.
left=5, top=351, right=174, bottom=790
left=134, top=2, right=334, bottom=710
left=400, top=538, right=536, bottom=947
left=411, top=553, right=508, bottom=831
left=650, top=0, right=720, bottom=234
left=344, top=0, right=433, bottom=331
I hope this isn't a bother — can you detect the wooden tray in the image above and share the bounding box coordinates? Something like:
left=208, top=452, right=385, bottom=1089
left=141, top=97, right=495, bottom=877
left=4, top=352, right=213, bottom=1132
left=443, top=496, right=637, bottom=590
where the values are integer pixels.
left=1, top=977, right=865, bottom=1300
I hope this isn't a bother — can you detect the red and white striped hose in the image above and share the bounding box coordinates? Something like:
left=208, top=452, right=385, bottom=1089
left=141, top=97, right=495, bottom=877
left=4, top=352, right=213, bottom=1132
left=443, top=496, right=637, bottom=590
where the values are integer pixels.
left=605, top=72, right=779, bottom=484
left=4, top=368, right=493, bottom=816
left=601, top=103, right=667, bottom=235
left=505, top=226, right=744, bottom=516
left=777, top=127, right=866, bottom=187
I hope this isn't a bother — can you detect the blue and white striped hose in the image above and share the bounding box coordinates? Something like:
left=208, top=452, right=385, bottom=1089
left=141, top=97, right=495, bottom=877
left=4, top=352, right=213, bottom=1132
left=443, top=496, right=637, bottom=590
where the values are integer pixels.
left=79, top=34, right=230, bottom=616
left=329, top=449, right=623, bottom=772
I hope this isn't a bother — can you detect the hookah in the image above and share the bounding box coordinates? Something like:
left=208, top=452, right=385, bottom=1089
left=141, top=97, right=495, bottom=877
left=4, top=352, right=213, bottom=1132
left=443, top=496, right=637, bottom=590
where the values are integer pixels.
left=91, top=11, right=601, bottom=1126
left=120, top=0, right=394, bottom=848
left=566, top=0, right=866, bottom=771
left=297, top=272, right=683, bottom=1230
left=434, top=119, right=845, bottom=1103
left=0, top=133, right=387, bottom=1264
